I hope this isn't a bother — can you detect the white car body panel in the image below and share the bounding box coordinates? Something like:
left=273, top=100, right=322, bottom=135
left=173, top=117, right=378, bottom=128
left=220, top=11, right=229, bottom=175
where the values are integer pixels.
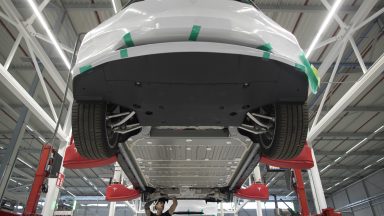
left=73, top=0, right=304, bottom=75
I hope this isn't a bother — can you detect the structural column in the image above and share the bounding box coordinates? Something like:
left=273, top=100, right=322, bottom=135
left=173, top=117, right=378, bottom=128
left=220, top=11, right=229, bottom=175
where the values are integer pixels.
left=253, top=164, right=263, bottom=216
left=307, top=148, right=327, bottom=213
left=0, top=75, right=39, bottom=200
left=108, top=163, right=122, bottom=216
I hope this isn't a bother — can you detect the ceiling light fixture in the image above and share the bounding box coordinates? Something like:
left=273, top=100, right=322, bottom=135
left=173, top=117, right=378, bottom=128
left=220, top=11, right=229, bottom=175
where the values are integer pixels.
left=305, top=0, right=344, bottom=58
left=345, top=138, right=367, bottom=154
left=17, top=157, right=33, bottom=169
left=26, top=125, right=34, bottom=132
left=111, top=0, right=118, bottom=13
left=320, top=164, right=331, bottom=173
left=26, top=0, right=71, bottom=69
left=334, top=156, right=342, bottom=162
left=38, top=136, right=47, bottom=143
left=374, top=125, right=384, bottom=134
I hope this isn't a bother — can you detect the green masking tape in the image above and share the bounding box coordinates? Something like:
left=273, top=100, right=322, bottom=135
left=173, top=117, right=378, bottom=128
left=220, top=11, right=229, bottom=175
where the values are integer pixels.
left=120, top=48, right=128, bottom=58
left=189, top=25, right=201, bottom=41
left=295, top=63, right=306, bottom=72
left=257, top=43, right=272, bottom=52
left=123, top=32, right=135, bottom=47
left=79, top=64, right=92, bottom=73
left=262, top=51, right=271, bottom=60
left=299, top=53, right=319, bottom=94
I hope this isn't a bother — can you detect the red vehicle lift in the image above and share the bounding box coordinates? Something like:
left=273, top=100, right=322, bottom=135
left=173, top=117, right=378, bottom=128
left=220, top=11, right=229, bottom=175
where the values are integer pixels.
left=260, top=144, right=314, bottom=170
left=234, top=183, right=269, bottom=201
left=293, top=168, right=310, bottom=216
left=261, top=143, right=314, bottom=216
left=315, top=208, right=342, bottom=216
left=23, top=145, right=53, bottom=216
left=0, top=209, right=22, bottom=216
left=105, top=183, right=141, bottom=201
left=63, top=139, right=117, bottom=169
left=261, top=144, right=342, bottom=216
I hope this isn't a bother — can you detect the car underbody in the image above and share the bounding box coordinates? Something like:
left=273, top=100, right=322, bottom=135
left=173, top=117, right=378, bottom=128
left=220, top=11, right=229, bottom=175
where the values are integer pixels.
left=117, top=126, right=261, bottom=202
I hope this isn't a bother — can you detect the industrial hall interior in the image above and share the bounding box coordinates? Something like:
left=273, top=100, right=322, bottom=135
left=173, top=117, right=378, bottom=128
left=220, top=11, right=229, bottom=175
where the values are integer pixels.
left=0, top=0, right=383, bottom=215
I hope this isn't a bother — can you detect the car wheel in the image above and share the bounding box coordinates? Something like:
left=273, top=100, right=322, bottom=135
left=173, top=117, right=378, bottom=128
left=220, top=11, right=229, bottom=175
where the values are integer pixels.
left=242, top=103, right=308, bottom=159
left=72, top=101, right=119, bottom=159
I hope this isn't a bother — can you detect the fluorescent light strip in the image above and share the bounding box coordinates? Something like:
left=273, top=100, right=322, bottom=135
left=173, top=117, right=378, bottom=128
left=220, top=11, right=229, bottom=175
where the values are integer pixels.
left=17, top=157, right=33, bottom=169
left=334, top=156, right=342, bottom=162
left=111, top=0, right=118, bottom=13
left=305, top=0, right=344, bottom=58
left=374, top=125, right=384, bottom=134
left=26, top=0, right=71, bottom=69
left=26, top=125, right=34, bottom=132
left=345, top=138, right=367, bottom=154
left=320, top=164, right=331, bottom=173
left=10, top=179, right=17, bottom=183
left=38, top=136, right=46, bottom=143
left=98, top=190, right=105, bottom=196
left=67, top=190, right=76, bottom=197
left=363, top=164, right=372, bottom=170
left=377, top=157, right=384, bottom=163
left=285, top=191, right=294, bottom=197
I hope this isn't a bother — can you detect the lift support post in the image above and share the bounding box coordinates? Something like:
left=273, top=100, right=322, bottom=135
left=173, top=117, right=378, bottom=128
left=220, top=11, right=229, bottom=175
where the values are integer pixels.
left=24, top=144, right=53, bottom=216
left=293, top=169, right=310, bottom=216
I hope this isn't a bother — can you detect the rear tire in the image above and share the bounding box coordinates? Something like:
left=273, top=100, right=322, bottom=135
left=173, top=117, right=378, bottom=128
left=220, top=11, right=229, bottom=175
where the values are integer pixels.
left=72, top=101, right=119, bottom=159
left=260, top=103, right=308, bottom=159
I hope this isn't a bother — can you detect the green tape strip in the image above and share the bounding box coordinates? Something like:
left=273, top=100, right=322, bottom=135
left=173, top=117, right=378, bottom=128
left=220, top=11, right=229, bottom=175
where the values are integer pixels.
left=120, top=48, right=128, bottom=58
left=79, top=64, right=92, bottom=73
left=262, top=51, right=270, bottom=60
left=257, top=43, right=272, bottom=52
left=123, top=33, right=134, bottom=47
left=298, top=53, right=319, bottom=94
left=189, top=25, right=201, bottom=41
left=295, top=63, right=305, bottom=72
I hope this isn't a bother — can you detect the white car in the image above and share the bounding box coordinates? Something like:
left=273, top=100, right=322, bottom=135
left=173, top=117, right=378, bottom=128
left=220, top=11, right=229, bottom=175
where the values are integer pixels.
left=72, top=0, right=318, bottom=201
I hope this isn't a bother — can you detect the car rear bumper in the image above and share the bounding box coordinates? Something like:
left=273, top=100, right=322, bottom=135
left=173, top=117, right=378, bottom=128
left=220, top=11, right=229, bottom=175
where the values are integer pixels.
left=73, top=51, right=308, bottom=126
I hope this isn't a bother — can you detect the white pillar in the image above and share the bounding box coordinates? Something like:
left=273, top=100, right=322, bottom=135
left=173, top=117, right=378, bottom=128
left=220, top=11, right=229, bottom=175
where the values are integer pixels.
left=220, top=202, right=224, bottom=216
left=108, top=202, right=117, bottom=216
left=108, top=163, right=123, bottom=216
left=308, top=148, right=327, bottom=213
left=253, top=164, right=263, bottom=216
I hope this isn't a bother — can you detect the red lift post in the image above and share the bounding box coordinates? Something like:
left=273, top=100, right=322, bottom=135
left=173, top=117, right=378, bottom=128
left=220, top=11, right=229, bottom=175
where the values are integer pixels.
left=293, top=168, right=310, bottom=216
left=261, top=144, right=314, bottom=216
left=23, top=144, right=53, bottom=216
